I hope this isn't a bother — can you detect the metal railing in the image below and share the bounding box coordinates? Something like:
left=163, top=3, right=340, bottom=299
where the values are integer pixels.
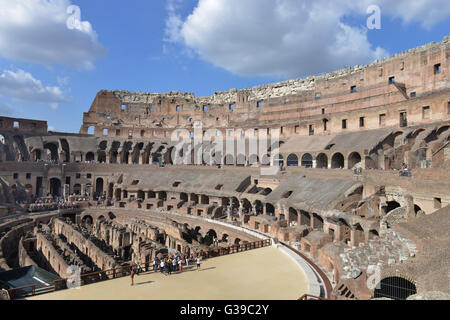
left=8, top=239, right=271, bottom=299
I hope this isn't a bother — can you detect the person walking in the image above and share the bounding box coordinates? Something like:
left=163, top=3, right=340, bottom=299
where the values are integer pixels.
left=196, top=256, right=201, bottom=271
left=178, top=258, right=183, bottom=272
left=185, top=255, right=189, bottom=267
left=160, top=259, right=165, bottom=274
left=130, top=265, right=135, bottom=286
left=172, top=258, right=177, bottom=272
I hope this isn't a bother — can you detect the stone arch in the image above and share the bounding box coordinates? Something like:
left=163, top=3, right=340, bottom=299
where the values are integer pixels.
left=249, top=154, right=259, bottom=165
left=86, top=152, right=95, bottom=162
left=49, top=178, right=61, bottom=197
left=44, top=142, right=59, bottom=162
left=436, top=125, right=450, bottom=137
left=224, top=154, right=234, bottom=165
left=73, top=183, right=81, bottom=195
left=331, top=152, right=344, bottom=169
left=236, top=154, right=246, bottom=166
left=316, top=153, right=328, bottom=169
left=288, top=207, right=298, bottom=226
left=312, top=213, right=324, bottom=230
left=287, top=154, right=299, bottom=166
left=108, top=212, right=116, bottom=220
left=59, top=139, right=70, bottom=163
left=265, top=203, right=275, bottom=216
left=300, top=210, right=311, bottom=226
left=81, top=215, right=93, bottom=226
left=385, top=201, right=401, bottom=214
left=374, top=276, right=417, bottom=300
left=95, top=178, right=104, bottom=196
left=301, top=153, right=313, bottom=168
left=348, top=152, right=362, bottom=169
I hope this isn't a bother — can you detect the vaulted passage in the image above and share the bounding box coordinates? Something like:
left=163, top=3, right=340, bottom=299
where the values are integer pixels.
left=374, top=277, right=417, bottom=300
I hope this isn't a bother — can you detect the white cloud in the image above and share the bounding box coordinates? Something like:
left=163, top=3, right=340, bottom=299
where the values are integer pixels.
left=0, top=0, right=106, bottom=69
left=0, top=69, right=67, bottom=109
left=166, top=0, right=450, bottom=77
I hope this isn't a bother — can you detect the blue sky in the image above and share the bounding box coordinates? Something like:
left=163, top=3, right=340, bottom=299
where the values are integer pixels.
left=0, top=0, right=449, bottom=133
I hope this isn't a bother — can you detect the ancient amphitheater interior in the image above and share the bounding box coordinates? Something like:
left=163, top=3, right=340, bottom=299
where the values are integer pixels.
left=0, top=36, right=450, bottom=301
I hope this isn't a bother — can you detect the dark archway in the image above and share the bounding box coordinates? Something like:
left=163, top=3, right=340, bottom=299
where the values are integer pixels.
left=266, top=203, right=275, bottom=216
left=316, top=153, right=328, bottom=169
left=386, top=201, right=401, bottom=214
left=331, top=153, right=344, bottom=169
left=301, top=153, right=313, bottom=168
left=287, top=154, right=299, bottom=166
left=374, top=277, right=417, bottom=300
left=96, top=178, right=104, bottom=195
left=44, top=143, right=59, bottom=162
left=86, top=152, right=95, bottom=162
left=49, top=178, right=61, bottom=197
left=348, top=152, right=362, bottom=169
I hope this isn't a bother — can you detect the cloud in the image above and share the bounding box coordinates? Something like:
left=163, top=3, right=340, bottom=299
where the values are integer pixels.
left=0, top=69, right=68, bottom=109
left=0, top=101, right=13, bottom=116
left=166, top=0, right=450, bottom=77
left=0, top=0, right=106, bottom=69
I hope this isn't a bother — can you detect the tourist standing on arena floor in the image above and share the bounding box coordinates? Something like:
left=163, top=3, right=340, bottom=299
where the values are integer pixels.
left=160, top=259, right=165, bottom=274
left=196, top=256, right=201, bottom=271
left=172, top=258, right=177, bottom=272
left=130, top=265, right=135, bottom=286
left=178, top=258, right=183, bottom=272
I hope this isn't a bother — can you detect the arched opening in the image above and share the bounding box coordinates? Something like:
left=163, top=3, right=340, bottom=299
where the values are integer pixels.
left=374, top=277, right=417, bottom=300
left=348, top=152, right=362, bottom=169
left=59, top=139, right=70, bottom=163
left=414, top=204, right=423, bottom=214
left=97, top=151, right=106, bottom=163
left=254, top=200, right=263, bottom=215
left=224, top=154, right=234, bottom=165
left=204, top=229, right=218, bottom=246
left=0, top=134, right=5, bottom=145
left=266, top=203, right=275, bottom=216
left=234, top=238, right=241, bottom=245
left=236, top=154, right=246, bottom=166
left=249, top=154, right=259, bottom=165
left=190, top=193, right=199, bottom=204
left=73, top=184, right=81, bottom=195
left=87, top=126, right=95, bottom=135
left=301, top=153, right=313, bottom=168
left=288, top=208, right=298, bottom=226
left=287, top=154, right=299, bottom=166
left=95, top=178, right=104, bottom=196
left=158, top=191, right=167, bottom=201
left=44, top=143, right=59, bottom=162
left=300, top=210, right=311, bottom=226
left=137, top=190, right=145, bottom=200
left=436, top=125, right=450, bottom=137
left=108, top=212, right=116, bottom=220
left=114, top=188, right=122, bottom=201
left=49, top=178, right=61, bottom=197
left=331, top=153, right=344, bottom=169
left=385, top=201, right=401, bottom=214
left=180, top=193, right=188, bottom=202
left=86, top=152, right=95, bottom=162
left=81, top=215, right=93, bottom=229
left=316, top=153, right=328, bottom=169
left=312, top=213, right=324, bottom=230
left=260, top=188, right=272, bottom=196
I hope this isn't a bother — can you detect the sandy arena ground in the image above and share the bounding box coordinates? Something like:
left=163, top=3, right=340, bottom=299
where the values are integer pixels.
left=28, top=246, right=309, bottom=300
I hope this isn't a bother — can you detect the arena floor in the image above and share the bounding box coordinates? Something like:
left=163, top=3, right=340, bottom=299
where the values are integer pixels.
left=28, top=246, right=309, bottom=300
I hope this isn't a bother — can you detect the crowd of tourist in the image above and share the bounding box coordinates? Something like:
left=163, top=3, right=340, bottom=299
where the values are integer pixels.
left=129, top=253, right=203, bottom=285
left=27, top=195, right=80, bottom=212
